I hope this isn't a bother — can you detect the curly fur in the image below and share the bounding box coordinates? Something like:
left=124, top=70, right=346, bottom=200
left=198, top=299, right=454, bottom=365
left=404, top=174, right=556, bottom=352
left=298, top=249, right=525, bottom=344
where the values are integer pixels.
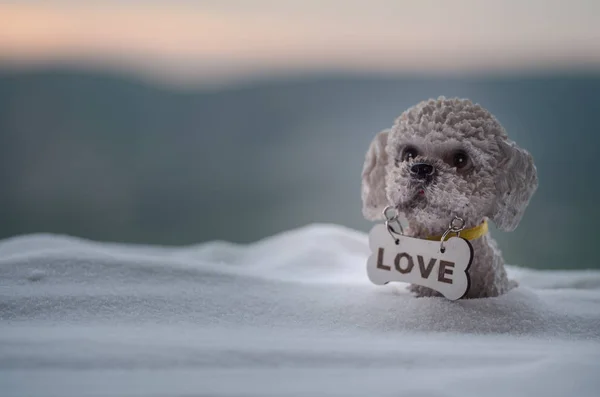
left=361, top=97, right=538, bottom=298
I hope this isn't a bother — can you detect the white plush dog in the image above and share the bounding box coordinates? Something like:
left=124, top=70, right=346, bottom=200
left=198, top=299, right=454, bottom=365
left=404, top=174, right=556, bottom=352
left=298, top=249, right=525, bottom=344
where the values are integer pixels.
left=361, top=97, right=538, bottom=298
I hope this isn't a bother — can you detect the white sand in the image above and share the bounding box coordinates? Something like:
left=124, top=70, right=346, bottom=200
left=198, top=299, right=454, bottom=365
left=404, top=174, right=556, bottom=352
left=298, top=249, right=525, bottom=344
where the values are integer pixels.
left=1, top=224, right=599, bottom=396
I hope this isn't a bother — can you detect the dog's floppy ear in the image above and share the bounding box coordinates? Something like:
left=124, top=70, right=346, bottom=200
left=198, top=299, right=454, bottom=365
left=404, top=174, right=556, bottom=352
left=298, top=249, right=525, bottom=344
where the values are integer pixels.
left=361, top=129, right=390, bottom=220
left=490, top=138, right=538, bottom=231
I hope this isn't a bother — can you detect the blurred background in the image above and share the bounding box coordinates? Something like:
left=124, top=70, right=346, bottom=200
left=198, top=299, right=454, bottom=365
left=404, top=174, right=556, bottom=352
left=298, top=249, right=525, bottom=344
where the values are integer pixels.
left=0, top=1, right=599, bottom=269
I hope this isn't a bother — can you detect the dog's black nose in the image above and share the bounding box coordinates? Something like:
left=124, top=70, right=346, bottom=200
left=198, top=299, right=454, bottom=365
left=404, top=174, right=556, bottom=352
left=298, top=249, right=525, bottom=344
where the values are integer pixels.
left=410, top=163, right=434, bottom=178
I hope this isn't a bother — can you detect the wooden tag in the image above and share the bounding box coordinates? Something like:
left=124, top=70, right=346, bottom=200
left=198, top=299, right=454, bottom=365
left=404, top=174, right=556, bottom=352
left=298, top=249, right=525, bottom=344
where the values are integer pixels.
left=366, top=224, right=473, bottom=300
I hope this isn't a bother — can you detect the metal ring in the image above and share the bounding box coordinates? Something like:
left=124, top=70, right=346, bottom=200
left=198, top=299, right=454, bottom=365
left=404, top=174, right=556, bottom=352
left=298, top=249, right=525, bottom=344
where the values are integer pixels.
left=382, top=205, right=403, bottom=243
left=449, top=217, right=466, bottom=232
left=440, top=216, right=466, bottom=253
left=382, top=206, right=398, bottom=222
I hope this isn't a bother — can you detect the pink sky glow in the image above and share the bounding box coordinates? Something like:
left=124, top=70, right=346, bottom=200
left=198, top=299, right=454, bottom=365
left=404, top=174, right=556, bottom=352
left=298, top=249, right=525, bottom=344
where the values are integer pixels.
left=1, top=1, right=599, bottom=86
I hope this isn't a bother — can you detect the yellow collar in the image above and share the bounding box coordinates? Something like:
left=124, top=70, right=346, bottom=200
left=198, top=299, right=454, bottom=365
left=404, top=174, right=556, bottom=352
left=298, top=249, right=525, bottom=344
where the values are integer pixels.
left=426, top=219, right=488, bottom=241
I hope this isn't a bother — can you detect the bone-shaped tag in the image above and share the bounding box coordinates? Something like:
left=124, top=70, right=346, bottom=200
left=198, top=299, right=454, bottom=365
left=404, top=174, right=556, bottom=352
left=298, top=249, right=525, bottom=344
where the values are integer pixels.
left=366, top=224, right=473, bottom=300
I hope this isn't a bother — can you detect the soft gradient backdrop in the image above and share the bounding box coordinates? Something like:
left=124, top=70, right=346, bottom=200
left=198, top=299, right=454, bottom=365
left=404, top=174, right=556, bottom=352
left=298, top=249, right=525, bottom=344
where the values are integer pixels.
left=1, top=1, right=599, bottom=269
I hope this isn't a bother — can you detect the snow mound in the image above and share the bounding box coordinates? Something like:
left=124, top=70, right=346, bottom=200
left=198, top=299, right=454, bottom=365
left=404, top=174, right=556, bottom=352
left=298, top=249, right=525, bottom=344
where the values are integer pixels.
left=1, top=224, right=600, bottom=397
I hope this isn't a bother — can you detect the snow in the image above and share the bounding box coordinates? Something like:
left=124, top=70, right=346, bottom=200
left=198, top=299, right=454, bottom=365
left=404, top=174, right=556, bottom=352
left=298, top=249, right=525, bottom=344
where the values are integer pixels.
left=1, top=224, right=599, bottom=397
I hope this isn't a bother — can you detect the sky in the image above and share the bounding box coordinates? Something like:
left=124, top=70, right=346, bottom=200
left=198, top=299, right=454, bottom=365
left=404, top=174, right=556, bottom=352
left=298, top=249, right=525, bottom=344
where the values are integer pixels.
left=1, top=1, right=599, bottom=86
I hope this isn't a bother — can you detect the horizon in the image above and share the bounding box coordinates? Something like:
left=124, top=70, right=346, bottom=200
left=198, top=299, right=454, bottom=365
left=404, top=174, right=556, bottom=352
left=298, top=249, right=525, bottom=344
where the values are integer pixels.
left=2, top=64, right=600, bottom=92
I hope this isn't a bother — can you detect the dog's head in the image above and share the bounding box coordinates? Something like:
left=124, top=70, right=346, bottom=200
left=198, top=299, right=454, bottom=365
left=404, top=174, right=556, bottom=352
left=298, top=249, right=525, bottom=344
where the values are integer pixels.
left=362, top=97, right=538, bottom=234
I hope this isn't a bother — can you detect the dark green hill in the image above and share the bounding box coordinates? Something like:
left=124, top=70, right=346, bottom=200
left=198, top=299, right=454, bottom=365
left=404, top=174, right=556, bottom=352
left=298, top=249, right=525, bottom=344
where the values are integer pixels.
left=1, top=68, right=599, bottom=269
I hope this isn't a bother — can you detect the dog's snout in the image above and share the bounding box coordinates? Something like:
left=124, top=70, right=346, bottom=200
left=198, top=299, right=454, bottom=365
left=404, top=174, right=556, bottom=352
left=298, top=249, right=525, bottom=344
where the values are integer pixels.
left=410, top=163, right=434, bottom=178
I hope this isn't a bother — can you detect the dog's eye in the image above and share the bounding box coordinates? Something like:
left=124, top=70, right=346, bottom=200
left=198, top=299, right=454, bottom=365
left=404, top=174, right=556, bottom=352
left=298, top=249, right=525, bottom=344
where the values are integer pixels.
left=402, top=147, right=418, bottom=162
left=453, top=151, right=469, bottom=169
